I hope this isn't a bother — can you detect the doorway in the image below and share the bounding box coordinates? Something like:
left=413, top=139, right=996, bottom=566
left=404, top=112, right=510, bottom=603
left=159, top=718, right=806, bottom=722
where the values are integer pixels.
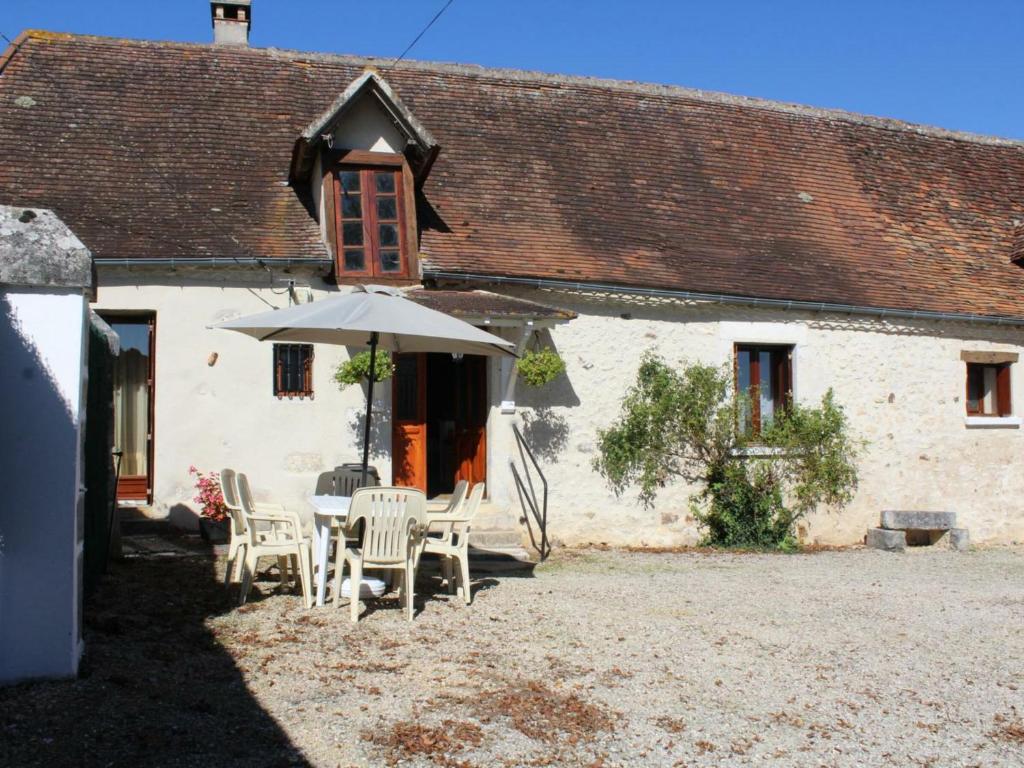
left=391, top=352, right=487, bottom=496
left=100, top=313, right=155, bottom=503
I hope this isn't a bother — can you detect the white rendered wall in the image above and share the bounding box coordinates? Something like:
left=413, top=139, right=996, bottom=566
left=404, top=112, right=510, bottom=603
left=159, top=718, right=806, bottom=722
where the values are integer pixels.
left=93, top=272, right=392, bottom=528
left=331, top=97, right=405, bottom=154
left=0, top=287, right=87, bottom=683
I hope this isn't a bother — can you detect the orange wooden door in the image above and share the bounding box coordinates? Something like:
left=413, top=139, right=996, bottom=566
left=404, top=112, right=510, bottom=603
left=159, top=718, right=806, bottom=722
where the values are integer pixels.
left=454, top=355, right=487, bottom=488
left=391, top=353, right=427, bottom=491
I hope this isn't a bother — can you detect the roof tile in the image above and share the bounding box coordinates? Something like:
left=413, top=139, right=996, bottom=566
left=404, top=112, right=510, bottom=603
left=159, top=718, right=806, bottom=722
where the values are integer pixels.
left=2, top=33, right=1024, bottom=318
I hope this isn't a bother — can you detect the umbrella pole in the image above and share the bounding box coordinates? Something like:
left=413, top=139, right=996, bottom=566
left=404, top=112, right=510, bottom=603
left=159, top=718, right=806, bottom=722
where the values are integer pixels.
left=361, top=332, right=379, bottom=486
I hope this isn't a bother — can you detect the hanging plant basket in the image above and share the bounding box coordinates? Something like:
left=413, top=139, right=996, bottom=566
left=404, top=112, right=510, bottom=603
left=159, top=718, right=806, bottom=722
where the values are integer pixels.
left=334, top=350, right=395, bottom=388
left=517, top=347, right=566, bottom=387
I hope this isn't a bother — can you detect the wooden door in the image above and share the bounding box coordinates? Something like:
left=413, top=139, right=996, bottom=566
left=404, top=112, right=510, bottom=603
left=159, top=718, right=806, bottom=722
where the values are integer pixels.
left=391, top=353, right=427, bottom=491
left=454, top=356, right=487, bottom=488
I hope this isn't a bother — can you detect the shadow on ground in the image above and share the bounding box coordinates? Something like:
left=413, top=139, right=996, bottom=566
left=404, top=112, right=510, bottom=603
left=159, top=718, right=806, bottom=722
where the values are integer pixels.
left=0, top=535, right=312, bottom=768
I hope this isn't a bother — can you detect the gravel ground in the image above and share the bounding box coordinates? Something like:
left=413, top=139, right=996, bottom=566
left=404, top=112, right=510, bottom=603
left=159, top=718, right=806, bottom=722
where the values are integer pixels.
left=2, top=540, right=1023, bottom=767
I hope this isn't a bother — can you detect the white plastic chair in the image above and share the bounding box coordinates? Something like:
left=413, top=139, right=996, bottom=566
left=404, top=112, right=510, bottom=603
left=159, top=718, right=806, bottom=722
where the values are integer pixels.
left=219, top=468, right=247, bottom=587
left=422, top=482, right=484, bottom=604
left=418, top=479, right=467, bottom=574
left=426, top=479, right=468, bottom=515
left=334, top=487, right=426, bottom=622
left=235, top=472, right=313, bottom=608
left=224, top=468, right=301, bottom=587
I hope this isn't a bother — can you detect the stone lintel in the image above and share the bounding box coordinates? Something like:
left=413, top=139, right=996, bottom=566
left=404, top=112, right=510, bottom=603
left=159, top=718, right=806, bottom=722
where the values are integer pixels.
left=960, top=350, right=1019, bottom=364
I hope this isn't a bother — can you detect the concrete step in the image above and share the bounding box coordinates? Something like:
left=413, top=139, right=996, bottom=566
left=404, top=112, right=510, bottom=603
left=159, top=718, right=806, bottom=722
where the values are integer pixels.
left=470, top=529, right=526, bottom=548
left=468, top=544, right=538, bottom=573
left=119, top=505, right=166, bottom=521
left=472, top=501, right=524, bottom=538
left=120, top=516, right=175, bottom=537
left=474, top=514, right=521, bottom=531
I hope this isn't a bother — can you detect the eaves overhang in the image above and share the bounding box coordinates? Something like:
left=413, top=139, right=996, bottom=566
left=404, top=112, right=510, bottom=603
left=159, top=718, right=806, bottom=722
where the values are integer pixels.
left=423, top=269, right=1024, bottom=329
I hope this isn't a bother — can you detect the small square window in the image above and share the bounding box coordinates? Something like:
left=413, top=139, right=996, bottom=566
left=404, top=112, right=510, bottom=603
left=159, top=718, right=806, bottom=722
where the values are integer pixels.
left=274, top=344, right=314, bottom=399
left=966, top=362, right=1010, bottom=416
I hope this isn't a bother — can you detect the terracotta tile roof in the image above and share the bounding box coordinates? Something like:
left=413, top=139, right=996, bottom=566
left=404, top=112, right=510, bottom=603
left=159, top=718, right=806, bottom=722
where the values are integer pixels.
left=404, top=288, right=576, bottom=321
left=3, top=32, right=1024, bottom=319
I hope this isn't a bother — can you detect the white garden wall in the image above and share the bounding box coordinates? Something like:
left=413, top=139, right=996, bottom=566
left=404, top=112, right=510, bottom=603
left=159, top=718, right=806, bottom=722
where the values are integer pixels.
left=0, top=287, right=88, bottom=683
left=0, top=205, right=92, bottom=685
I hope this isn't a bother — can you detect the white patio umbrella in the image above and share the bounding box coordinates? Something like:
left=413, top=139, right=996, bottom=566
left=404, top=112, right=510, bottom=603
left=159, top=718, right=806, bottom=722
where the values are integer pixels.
left=214, top=284, right=515, bottom=482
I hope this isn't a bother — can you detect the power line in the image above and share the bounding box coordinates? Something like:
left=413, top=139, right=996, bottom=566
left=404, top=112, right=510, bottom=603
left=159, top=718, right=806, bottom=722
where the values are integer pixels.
left=391, top=0, right=456, bottom=66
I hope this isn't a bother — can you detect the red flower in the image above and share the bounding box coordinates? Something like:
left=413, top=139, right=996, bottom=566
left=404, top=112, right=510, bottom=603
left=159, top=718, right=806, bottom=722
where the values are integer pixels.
left=188, top=467, right=229, bottom=522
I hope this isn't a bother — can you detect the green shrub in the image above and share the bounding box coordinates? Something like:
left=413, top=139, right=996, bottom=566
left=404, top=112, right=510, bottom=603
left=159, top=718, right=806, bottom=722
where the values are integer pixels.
left=334, top=350, right=395, bottom=388
left=594, top=353, right=860, bottom=550
left=517, top=347, right=566, bottom=387
left=693, top=462, right=794, bottom=549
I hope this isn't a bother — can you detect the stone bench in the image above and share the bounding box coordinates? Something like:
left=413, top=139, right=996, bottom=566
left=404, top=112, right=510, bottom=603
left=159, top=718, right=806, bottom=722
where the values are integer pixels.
left=866, top=511, right=969, bottom=552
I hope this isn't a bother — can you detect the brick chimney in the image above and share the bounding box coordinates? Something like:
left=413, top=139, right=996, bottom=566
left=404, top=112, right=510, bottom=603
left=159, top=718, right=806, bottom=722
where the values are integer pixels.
left=210, top=1, right=251, bottom=46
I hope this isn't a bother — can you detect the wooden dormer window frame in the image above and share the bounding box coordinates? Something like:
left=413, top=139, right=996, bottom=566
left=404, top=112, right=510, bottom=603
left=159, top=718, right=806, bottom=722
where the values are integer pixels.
left=325, top=150, right=417, bottom=282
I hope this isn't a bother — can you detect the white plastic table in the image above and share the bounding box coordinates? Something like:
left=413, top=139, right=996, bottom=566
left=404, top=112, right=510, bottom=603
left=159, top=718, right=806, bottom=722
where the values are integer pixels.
left=307, top=494, right=350, bottom=607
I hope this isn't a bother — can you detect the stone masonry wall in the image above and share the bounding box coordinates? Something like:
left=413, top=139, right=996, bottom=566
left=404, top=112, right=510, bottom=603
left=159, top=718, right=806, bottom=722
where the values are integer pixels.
left=502, top=288, right=1024, bottom=547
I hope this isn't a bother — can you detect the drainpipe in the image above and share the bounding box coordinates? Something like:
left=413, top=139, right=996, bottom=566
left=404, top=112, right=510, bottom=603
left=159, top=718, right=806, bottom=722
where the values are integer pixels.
left=501, top=322, right=533, bottom=414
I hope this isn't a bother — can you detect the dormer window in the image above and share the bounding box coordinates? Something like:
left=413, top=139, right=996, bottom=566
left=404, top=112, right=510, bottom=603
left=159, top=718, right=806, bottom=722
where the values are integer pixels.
left=291, top=72, right=437, bottom=282
left=333, top=159, right=410, bottom=278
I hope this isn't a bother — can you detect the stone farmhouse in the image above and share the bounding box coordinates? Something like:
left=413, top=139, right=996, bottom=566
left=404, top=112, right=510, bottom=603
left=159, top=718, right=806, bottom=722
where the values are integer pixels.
left=3, top=3, right=1024, bottom=551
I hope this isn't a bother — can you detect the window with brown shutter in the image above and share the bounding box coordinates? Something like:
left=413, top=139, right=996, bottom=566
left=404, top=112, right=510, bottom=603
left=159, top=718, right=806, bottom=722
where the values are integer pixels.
left=735, top=344, right=793, bottom=435
left=965, top=362, right=1011, bottom=416
left=334, top=164, right=408, bottom=278
left=274, top=344, right=314, bottom=399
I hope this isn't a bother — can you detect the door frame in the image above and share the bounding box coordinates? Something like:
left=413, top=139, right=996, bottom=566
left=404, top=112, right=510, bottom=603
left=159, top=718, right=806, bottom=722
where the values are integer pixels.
left=391, top=352, right=488, bottom=495
left=391, top=352, right=428, bottom=492
left=100, top=311, right=156, bottom=504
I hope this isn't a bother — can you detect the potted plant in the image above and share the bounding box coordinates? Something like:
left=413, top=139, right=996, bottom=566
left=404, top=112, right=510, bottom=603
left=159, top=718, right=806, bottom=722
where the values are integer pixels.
left=516, top=346, right=566, bottom=387
left=189, top=466, right=230, bottom=543
left=334, top=349, right=395, bottom=388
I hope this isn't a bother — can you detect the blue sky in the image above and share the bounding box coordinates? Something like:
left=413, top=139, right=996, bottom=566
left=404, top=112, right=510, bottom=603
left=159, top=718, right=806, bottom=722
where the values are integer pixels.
left=4, top=1, right=1023, bottom=139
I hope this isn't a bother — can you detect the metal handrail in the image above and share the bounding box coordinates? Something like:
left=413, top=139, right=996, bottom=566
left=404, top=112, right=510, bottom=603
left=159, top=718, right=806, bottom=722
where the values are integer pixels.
left=510, top=423, right=550, bottom=561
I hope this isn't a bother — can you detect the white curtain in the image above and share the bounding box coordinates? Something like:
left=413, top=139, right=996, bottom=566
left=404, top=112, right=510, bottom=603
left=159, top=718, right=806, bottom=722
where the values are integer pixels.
left=113, top=348, right=149, bottom=476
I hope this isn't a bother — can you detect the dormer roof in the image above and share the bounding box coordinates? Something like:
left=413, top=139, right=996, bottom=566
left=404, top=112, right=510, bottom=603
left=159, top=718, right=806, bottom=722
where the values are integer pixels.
left=1013, top=221, right=1024, bottom=264
left=289, top=70, right=439, bottom=184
